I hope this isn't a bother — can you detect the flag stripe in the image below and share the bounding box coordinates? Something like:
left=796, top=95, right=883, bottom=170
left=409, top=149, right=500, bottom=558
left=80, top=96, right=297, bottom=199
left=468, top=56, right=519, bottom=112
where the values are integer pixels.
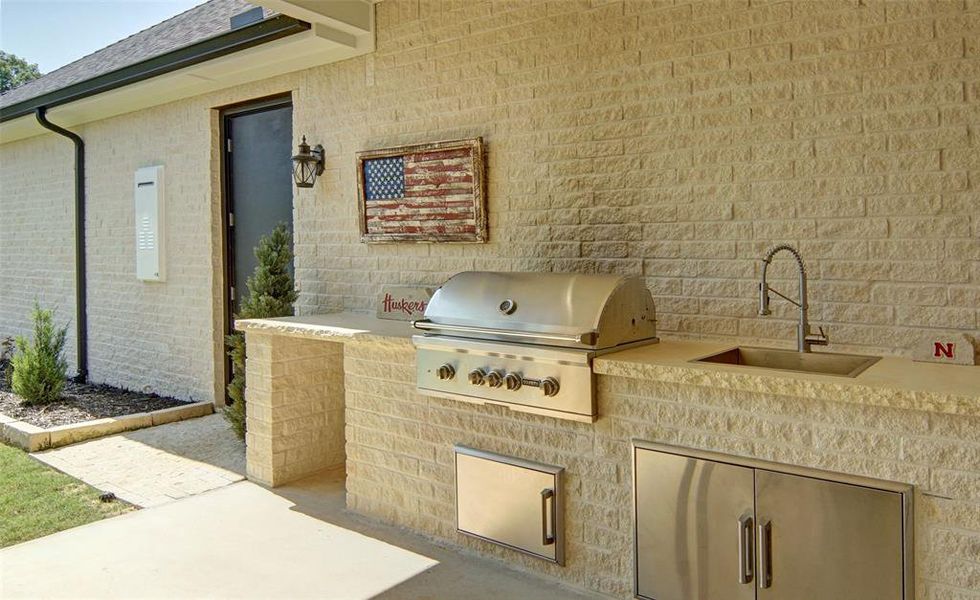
left=363, top=145, right=479, bottom=237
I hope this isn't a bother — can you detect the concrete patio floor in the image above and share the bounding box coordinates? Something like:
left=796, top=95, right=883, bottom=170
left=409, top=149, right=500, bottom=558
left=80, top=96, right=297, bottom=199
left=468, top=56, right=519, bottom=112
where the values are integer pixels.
left=0, top=469, right=605, bottom=600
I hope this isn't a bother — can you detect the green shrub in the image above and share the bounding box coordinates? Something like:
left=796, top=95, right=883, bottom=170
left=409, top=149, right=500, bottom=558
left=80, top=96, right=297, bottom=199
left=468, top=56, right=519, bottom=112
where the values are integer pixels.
left=1, top=336, right=14, bottom=386
left=224, top=331, right=247, bottom=438
left=224, top=224, right=298, bottom=440
left=11, top=303, right=68, bottom=405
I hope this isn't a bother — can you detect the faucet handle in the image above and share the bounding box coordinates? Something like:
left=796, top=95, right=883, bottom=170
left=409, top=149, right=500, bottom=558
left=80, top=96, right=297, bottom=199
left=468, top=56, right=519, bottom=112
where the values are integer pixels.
left=758, top=282, right=772, bottom=316
left=807, top=326, right=829, bottom=346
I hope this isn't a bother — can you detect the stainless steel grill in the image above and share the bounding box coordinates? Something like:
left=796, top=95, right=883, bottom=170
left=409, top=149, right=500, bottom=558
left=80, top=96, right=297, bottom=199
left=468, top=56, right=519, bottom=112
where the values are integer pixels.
left=412, top=271, right=659, bottom=422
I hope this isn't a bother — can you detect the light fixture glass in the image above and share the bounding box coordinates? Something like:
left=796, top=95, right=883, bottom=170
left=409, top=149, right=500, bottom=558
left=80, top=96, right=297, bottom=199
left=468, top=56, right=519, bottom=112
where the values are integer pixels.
left=291, top=136, right=324, bottom=188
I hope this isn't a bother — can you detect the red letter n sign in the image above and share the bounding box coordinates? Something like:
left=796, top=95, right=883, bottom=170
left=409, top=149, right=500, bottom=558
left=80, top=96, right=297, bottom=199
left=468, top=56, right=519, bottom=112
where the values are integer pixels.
left=914, top=334, right=974, bottom=365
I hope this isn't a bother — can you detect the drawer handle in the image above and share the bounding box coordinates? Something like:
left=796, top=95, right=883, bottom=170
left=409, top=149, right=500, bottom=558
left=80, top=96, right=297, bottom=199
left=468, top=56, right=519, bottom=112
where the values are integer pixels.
left=541, top=488, right=556, bottom=546
left=737, top=513, right=754, bottom=584
left=758, top=519, right=772, bottom=589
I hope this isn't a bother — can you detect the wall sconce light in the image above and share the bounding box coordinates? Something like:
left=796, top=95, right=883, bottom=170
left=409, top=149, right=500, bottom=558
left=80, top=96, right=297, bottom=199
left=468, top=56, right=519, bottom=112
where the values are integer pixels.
left=291, top=136, right=324, bottom=188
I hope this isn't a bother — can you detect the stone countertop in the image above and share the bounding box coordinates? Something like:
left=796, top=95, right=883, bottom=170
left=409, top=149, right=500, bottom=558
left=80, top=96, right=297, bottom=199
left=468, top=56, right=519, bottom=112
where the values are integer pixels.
left=236, top=312, right=414, bottom=345
left=236, top=313, right=978, bottom=417
left=595, top=340, right=980, bottom=417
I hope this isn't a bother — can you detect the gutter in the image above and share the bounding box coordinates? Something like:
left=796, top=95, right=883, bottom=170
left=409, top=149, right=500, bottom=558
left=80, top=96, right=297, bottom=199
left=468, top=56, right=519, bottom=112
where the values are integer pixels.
left=35, top=107, right=87, bottom=382
left=1, top=15, right=309, bottom=123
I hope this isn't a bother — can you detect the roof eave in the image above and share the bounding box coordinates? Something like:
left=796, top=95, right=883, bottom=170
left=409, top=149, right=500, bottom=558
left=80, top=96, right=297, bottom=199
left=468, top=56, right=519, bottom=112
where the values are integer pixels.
left=0, top=14, right=310, bottom=123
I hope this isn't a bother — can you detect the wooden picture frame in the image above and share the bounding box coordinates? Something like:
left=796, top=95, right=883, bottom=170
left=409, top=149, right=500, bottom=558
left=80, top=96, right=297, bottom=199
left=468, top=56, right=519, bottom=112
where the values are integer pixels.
left=356, top=137, right=487, bottom=243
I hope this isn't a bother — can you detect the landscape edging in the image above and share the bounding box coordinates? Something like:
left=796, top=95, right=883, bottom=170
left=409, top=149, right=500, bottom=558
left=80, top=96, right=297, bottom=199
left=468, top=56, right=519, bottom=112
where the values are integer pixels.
left=0, top=401, right=214, bottom=452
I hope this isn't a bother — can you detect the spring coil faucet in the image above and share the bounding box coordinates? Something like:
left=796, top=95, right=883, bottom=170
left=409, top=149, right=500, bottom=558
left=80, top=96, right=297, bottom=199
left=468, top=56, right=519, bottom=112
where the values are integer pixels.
left=759, top=244, right=828, bottom=353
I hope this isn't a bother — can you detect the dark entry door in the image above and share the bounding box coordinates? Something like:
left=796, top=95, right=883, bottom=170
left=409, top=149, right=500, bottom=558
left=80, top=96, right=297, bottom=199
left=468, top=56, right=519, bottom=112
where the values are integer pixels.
left=223, top=98, right=293, bottom=317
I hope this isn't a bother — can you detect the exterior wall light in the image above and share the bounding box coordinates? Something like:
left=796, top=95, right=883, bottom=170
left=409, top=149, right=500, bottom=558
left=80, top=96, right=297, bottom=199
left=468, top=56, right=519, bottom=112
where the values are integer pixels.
left=292, top=136, right=324, bottom=188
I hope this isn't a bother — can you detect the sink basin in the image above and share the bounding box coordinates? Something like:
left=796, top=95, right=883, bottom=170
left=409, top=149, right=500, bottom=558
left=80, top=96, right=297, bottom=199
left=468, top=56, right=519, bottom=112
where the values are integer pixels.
left=693, top=346, right=881, bottom=378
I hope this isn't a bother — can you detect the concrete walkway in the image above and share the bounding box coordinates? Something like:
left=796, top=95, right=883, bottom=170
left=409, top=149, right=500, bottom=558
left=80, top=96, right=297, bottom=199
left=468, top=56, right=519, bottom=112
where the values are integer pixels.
left=1, top=471, right=604, bottom=600
left=32, top=413, right=244, bottom=507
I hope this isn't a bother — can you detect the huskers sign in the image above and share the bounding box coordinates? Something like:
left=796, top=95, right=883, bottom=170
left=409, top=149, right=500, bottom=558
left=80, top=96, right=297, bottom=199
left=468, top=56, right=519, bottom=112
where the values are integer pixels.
left=377, top=286, right=434, bottom=321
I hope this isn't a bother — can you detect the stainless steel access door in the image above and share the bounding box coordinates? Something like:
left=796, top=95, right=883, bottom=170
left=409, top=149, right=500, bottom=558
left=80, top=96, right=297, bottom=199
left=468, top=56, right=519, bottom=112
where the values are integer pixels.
left=455, top=446, right=564, bottom=564
left=634, top=447, right=756, bottom=600
left=755, top=469, right=906, bottom=600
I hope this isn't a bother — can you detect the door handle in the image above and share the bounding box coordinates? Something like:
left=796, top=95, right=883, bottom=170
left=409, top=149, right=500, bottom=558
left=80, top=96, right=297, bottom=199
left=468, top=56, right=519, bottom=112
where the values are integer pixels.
left=541, top=488, right=556, bottom=546
left=737, top=514, right=754, bottom=584
left=758, top=519, right=772, bottom=589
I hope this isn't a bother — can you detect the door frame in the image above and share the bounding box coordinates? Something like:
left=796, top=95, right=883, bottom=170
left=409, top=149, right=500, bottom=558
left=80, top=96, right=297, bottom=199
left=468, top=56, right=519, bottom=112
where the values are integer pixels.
left=217, top=92, right=293, bottom=403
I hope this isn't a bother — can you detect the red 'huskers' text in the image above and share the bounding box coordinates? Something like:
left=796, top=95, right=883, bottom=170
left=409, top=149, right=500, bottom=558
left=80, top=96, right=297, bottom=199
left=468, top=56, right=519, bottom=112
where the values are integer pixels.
left=382, top=293, right=427, bottom=315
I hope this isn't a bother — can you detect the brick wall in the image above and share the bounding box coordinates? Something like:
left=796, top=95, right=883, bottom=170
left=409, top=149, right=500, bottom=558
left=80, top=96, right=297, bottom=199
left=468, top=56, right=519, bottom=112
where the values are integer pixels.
left=2, top=0, right=978, bottom=399
left=244, top=332, right=346, bottom=486
left=0, top=135, right=79, bottom=372
left=344, top=337, right=980, bottom=599
left=294, top=0, right=979, bottom=356
left=0, top=77, right=295, bottom=402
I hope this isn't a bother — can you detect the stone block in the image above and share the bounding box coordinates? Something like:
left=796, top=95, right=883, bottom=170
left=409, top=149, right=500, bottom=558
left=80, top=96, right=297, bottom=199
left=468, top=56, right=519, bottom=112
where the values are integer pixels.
left=150, top=401, right=214, bottom=426
left=47, top=414, right=151, bottom=448
left=3, top=421, right=50, bottom=452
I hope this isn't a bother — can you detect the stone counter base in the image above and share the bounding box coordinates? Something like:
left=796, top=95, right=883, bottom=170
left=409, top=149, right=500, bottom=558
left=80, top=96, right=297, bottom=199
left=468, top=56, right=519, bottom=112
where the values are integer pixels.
left=241, top=327, right=979, bottom=599
left=244, top=333, right=346, bottom=486
left=344, top=340, right=979, bottom=599
left=0, top=402, right=213, bottom=452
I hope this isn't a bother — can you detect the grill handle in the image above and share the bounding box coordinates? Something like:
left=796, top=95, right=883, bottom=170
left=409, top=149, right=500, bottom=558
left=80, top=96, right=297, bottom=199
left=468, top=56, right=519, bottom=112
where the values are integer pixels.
left=412, top=319, right=595, bottom=345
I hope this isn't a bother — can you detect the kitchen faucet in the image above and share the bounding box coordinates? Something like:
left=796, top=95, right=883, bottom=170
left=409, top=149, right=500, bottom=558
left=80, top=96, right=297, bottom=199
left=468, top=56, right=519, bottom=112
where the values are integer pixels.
left=758, top=244, right=828, bottom=353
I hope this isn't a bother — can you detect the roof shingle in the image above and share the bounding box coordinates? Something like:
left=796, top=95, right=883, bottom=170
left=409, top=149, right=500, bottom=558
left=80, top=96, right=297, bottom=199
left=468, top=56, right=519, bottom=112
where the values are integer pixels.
left=1, top=0, right=269, bottom=108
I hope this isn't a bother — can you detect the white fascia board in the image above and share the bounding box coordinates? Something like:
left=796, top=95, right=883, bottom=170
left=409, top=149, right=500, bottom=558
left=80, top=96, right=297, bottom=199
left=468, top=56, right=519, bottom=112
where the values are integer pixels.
left=0, top=11, right=374, bottom=144
left=254, top=0, right=375, bottom=36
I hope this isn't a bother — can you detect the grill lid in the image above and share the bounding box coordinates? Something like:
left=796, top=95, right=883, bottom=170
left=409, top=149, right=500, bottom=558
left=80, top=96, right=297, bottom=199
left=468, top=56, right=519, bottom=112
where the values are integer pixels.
left=414, top=271, right=657, bottom=350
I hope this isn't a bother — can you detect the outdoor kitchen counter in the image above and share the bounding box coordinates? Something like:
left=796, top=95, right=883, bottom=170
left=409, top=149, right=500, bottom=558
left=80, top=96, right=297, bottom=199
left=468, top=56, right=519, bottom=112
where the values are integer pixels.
left=237, top=313, right=980, bottom=418
left=235, top=312, right=414, bottom=345
left=595, top=340, right=980, bottom=418
left=237, top=312, right=980, bottom=600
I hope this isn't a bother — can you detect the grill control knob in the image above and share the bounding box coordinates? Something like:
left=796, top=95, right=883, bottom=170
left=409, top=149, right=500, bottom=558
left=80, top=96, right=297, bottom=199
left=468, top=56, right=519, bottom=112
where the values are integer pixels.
left=504, top=372, right=522, bottom=391
left=485, top=370, right=504, bottom=388
left=468, top=369, right=487, bottom=386
left=541, top=377, right=560, bottom=397
left=436, top=364, right=455, bottom=381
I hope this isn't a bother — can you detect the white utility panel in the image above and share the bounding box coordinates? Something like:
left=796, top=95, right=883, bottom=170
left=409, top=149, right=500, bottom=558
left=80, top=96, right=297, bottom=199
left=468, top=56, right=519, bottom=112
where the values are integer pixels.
left=134, top=165, right=165, bottom=281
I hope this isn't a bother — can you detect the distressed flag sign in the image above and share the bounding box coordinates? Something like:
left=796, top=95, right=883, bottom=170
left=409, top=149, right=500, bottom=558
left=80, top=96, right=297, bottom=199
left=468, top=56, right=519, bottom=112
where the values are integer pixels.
left=357, top=138, right=487, bottom=243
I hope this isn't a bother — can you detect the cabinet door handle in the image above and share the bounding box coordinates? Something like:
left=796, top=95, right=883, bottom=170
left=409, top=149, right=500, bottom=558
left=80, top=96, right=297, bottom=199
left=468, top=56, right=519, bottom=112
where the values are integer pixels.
left=738, top=514, right=754, bottom=584
left=758, top=519, right=772, bottom=589
left=541, top=488, right=556, bottom=546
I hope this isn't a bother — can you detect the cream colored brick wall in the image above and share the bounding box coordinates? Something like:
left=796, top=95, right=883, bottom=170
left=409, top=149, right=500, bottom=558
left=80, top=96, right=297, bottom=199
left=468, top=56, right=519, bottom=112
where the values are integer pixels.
left=3, top=0, right=979, bottom=401
left=244, top=332, right=346, bottom=486
left=79, top=106, right=218, bottom=401
left=0, top=108, right=221, bottom=401
left=0, top=135, right=79, bottom=372
left=0, top=76, right=301, bottom=401
left=344, top=338, right=980, bottom=599
left=292, top=0, right=979, bottom=356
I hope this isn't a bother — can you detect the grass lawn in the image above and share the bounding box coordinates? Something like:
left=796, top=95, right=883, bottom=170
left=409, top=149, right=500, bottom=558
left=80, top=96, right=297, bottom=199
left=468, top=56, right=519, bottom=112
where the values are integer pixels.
left=0, top=443, right=133, bottom=547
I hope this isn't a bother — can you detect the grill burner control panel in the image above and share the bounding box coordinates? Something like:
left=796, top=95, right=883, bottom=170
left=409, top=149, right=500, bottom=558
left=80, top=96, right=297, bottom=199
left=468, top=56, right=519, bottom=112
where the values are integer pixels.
left=452, top=366, right=561, bottom=397
left=414, top=336, right=595, bottom=422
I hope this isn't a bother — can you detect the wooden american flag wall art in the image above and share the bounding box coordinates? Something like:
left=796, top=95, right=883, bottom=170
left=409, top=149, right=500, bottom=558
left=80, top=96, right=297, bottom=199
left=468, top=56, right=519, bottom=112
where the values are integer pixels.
left=356, top=137, right=487, bottom=243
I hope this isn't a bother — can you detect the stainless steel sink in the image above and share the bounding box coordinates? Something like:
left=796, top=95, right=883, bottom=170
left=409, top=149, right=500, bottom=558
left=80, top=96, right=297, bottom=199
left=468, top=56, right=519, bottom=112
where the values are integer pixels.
left=693, top=346, right=881, bottom=378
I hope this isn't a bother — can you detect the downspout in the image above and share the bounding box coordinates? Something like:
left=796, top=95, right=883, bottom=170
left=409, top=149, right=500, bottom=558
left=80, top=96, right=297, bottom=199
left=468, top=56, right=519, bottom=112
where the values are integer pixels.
left=34, top=107, right=87, bottom=382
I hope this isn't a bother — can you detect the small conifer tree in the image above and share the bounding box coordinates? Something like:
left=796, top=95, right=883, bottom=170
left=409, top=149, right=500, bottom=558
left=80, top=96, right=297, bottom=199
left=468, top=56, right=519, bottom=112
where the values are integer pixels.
left=225, top=223, right=298, bottom=439
left=11, top=303, right=69, bottom=405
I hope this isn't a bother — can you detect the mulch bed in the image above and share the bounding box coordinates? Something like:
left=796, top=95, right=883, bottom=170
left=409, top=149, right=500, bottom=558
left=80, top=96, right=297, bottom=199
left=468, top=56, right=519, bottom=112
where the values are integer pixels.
left=0, top=377, right=188, bottom=429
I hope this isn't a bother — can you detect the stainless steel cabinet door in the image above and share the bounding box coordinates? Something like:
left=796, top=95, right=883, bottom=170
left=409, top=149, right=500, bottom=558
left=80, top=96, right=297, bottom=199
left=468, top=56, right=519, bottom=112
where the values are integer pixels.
left=455, top=447, right=563, bottom=564
left=755, top=469, right=905, bottom=600
left=635, top=448, right=756, bottom=600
